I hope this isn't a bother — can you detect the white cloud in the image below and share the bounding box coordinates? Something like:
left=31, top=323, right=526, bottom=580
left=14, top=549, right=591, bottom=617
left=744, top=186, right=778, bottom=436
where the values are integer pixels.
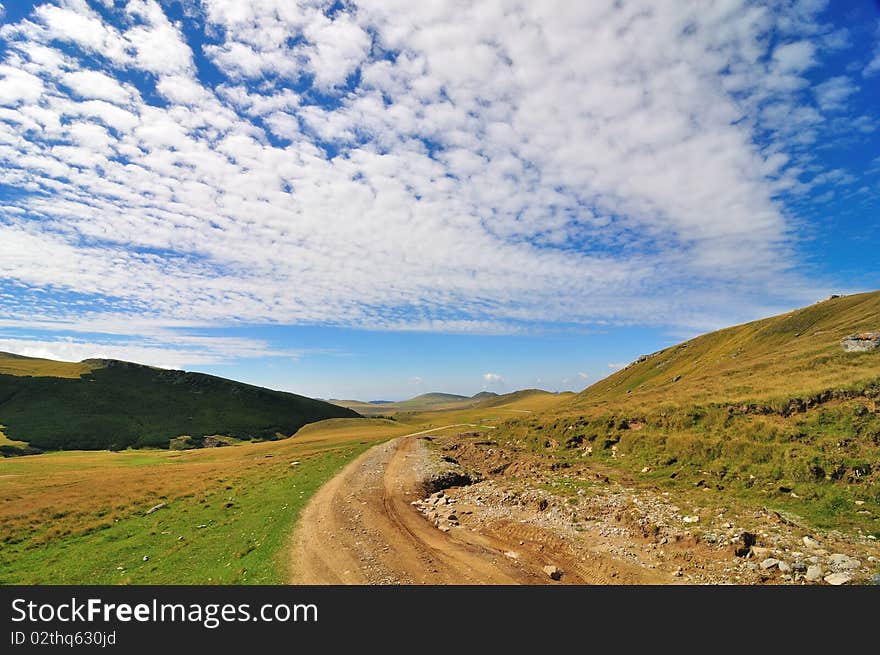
left=302, top=11, right=371, bottom=89
left=772, top=41, right=817, bottom=73
left=0, top=333, right=304, bottom=371
left=483, top=373, right=504, bottom=385
left=156, top=74, right=207, bottom=105
left=813, top=76, right=857, bottom=111
left=29, top=1, right=130, bottom=64
left=0, top=0, right=861, bottom=352
left=607, top=363, right=626, bottom=371
left=123, top=0, right=194, bottom=75
left=577, top=372, right=589, bottom=380
left=0, top=66, right=44, bottom=106
left=866, top=23, right=880, bottom=76
left=63, top=70, right=131, bottom=103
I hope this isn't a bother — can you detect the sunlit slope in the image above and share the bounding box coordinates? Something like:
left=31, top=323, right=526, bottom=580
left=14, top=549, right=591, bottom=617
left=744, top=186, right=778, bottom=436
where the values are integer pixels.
left=478, top=389, right=572, bottom=410
left=567, top=292, right=880, bottom=412
left=0, top=352, right=96, bottom=378
left=0, top=357, right=360, bottom=451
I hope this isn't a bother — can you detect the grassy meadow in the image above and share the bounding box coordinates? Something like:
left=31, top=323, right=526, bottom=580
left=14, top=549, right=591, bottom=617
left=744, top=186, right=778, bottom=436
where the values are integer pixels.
left=4, top=288, right=879, bottom=586
left=0, top=390, right=572, bottom=585
left=0, top=418, right=411, bottom=584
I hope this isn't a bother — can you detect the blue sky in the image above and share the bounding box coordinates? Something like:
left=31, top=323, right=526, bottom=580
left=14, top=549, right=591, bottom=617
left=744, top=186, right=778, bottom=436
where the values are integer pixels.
left=0, top=0, right=878, bottom=400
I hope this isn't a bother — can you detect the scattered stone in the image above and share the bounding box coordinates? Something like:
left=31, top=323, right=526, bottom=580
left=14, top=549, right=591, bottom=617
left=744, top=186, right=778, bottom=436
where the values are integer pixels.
left=805, top=565, right=823, bottom=582
left=682, top=515, right=699, bottom=524
left=841, top=332, right=880, bottom=352
left=802, top=536, right=822, bottom=550
left=777, top=561, right=791, bottom=574
left=760, top=558, right=780, bottom=570
left=145, top=502, right=167, bottom=515
left=828, top=554, right=861, bottom=570
left=504, top=551, right=519, bottom=560
left=289, top=461, right=300, bottom=466
left=672, top=375, right=682, bottom=382
left=791, top=561, right=807, bottom=573
left=543, top=565, right=563, bottom=581
left=142, top=556, right=149, bottom=562
left=196, top=524, right=207, bottom=529
left=871, top=573, right=880, bottom=586
left=823, top=572, right=852, bottom=586
left=641, top=466, right=650, bottom=473
left=750, top=546, right=771, bottom=560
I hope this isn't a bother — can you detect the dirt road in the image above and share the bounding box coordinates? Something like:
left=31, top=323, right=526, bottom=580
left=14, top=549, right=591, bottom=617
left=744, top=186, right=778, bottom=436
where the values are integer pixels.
left=289, top=436, right=664, bottom=584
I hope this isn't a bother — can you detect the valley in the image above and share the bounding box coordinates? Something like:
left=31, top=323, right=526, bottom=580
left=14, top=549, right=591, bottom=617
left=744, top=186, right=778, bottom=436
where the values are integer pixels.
left=2, top=293, right=880, bottom=585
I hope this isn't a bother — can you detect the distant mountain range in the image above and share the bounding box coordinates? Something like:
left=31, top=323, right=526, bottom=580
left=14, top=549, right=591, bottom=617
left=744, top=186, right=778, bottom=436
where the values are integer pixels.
left=327, top=389, right=570, bottom=416
left=0, top=354, right=358, bottom=452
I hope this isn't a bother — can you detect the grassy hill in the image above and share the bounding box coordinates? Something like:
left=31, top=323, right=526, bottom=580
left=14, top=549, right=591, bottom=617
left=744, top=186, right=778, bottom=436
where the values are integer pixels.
left=0, top=355, right=359, bottom=452
left=567, top=291, right=880, bottom=412
left=0, top=352, right=96, bottom=378
left=393, top=392, right=470, bottom=408
left=498, top=292, right=880, bottom=533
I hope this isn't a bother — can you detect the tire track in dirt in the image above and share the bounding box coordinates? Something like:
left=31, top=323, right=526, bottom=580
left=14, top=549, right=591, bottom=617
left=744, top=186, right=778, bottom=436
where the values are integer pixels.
left=289, top=436, right=665, bottom=584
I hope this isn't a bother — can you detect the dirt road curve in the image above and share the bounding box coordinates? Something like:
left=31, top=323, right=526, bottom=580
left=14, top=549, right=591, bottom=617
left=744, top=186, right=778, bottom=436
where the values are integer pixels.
left=290, top=436, right=663, bottom=584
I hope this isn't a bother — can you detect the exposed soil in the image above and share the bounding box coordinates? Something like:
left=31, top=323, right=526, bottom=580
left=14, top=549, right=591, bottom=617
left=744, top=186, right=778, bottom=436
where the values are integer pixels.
left=291, top=433, right=880, bottom=585
left=291, top=435, right=662, bottom=584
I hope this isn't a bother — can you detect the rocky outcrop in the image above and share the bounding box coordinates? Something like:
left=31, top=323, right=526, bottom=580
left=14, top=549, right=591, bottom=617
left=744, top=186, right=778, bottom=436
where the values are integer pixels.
left=842, top=332, right=880, bottom=352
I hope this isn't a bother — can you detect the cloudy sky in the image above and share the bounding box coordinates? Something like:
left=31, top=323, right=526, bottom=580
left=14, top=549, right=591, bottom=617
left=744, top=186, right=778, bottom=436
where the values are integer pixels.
left=0, top=0, right=878, bottom=400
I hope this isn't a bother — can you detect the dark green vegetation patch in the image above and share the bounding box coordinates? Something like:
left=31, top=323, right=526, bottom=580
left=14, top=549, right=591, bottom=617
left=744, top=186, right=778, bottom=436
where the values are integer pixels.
left=0, top=360, right=359, bottom=451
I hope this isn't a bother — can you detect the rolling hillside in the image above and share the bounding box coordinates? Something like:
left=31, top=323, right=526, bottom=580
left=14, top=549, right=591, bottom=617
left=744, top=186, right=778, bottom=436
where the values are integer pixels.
left=500, top=292, right=880, bottom=532
left=0, top=354, right=359, bottom=452
left=331, top=389, right=559, bottom=416
left=567, top=291, right=880, bottom=413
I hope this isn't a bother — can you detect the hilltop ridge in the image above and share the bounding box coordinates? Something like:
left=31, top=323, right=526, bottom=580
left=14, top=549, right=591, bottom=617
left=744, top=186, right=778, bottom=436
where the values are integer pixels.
left=0, top=353, right=359, bottom=451
left=565, top=291, right=880, bottom=413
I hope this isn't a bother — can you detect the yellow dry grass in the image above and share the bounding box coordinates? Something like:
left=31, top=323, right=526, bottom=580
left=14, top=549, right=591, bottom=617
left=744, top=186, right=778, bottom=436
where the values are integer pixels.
left=0, top=418, right=399, bottom=551
left=563, top=291, right=880, bottom=416
left=0, top=427, right=27, bottom=448
left=0, top=353, right=95, bottom=379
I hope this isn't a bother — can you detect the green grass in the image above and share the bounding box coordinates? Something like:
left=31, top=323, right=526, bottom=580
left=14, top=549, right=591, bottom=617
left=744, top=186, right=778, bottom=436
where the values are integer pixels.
left=0, top=359, right=359, bottom=451
left=507, top=392, right=880, bottom=528
left=0, top=441, right=371, bottom=584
